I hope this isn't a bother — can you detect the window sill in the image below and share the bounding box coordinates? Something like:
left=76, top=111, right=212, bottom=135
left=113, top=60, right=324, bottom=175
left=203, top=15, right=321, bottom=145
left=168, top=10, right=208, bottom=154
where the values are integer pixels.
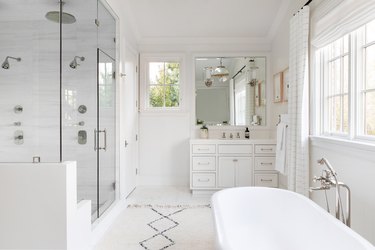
left=310, top=136, right=375, bottom=157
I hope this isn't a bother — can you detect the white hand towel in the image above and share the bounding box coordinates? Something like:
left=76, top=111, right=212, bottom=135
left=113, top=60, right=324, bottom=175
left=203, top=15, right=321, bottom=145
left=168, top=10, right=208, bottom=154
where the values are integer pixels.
left=275, top=122, right=287, bottom=175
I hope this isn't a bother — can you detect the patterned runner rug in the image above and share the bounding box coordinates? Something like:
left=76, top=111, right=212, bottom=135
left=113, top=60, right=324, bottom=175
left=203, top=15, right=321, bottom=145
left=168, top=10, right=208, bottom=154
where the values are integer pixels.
left=95, top=204, right=215, bottom=250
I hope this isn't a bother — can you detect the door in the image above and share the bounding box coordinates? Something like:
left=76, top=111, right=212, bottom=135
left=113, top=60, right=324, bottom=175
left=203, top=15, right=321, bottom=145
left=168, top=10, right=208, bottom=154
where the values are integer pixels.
left=120, top=47, right=138, bottom=198
left=97, top=49, right=116, bottom=217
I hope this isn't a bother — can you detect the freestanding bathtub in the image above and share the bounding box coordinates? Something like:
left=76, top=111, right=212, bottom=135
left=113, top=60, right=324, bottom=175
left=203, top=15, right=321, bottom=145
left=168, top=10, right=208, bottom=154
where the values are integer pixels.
left=211, top=187, right=375, bottom=250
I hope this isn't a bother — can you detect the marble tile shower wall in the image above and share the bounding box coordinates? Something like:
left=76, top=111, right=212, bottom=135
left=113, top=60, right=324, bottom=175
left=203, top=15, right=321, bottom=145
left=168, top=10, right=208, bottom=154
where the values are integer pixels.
left=62, top=18, right=98, bottom=204
left=0, top=20, right=60, bottom=162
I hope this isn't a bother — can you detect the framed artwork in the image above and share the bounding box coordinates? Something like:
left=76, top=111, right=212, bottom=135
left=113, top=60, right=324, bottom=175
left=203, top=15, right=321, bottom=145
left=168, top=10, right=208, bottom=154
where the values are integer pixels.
left=273, top=72, right=283, bottom=103
left=282, top=68, right=289, bottom=102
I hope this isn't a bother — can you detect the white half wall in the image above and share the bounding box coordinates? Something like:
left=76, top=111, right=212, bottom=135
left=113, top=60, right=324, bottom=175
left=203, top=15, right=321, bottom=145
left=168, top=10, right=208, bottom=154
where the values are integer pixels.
left=138, top=113, right=190, bottom=186
left=0, top=161, right=91, bottom=250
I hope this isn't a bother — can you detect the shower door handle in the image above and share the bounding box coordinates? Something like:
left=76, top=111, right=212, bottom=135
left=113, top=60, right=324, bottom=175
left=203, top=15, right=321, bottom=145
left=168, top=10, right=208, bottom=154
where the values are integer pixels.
left=102, top=129, right=107, bottom=151
left=96, top=129, right=107, bottom=151
left=94, top=129, right=98, bottom=151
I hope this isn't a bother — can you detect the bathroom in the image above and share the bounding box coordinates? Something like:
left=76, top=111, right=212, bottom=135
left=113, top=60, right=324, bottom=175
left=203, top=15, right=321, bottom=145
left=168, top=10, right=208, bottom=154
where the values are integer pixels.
left=0, top=0, right=375, bottom=249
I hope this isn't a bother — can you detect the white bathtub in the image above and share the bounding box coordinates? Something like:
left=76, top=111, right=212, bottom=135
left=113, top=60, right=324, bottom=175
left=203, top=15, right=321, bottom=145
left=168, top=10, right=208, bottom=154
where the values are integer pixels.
left=211, top=187, right=375, bottom=250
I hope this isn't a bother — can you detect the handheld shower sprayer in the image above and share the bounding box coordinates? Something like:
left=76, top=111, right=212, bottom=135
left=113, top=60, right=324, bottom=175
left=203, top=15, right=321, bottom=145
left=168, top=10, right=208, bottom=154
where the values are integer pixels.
left=317, top=158, right=337, bottom=177
left=69, top=56, right=85, bottom=69
left=2, top=56, right=21, bottom=69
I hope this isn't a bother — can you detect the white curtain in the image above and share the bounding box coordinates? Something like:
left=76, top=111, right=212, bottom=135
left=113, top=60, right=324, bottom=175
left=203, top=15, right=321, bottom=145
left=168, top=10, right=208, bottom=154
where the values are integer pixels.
left=287, top=6, right=310, bottom=196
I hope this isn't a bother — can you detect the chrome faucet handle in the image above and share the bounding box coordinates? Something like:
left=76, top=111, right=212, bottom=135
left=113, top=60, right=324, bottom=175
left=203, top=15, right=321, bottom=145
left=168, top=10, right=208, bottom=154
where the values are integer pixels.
left=229, top=133, right=233, bottom=139
left=222, top=132, right=226, bottom=139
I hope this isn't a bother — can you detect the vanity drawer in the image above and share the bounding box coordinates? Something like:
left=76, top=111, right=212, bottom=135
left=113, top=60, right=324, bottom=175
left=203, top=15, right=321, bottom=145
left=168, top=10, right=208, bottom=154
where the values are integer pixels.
left=192, top=157, right=216, bottom=171
left=192, top=173, right=216, bottom=188
left=218, top=144, right=252, bottom=154
left=192, top=144, right=216, bottom=154
left=254, top=174, right=278, bottom=187
left=254, top=157, right=276, bottom=171
left=254, top=144, right=276, bottom=154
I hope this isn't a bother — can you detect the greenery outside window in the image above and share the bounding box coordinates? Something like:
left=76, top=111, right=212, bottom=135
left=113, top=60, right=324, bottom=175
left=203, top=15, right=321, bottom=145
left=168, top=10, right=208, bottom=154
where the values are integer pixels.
left=147, top=62, right=180, bottom=109
left=316, top=18, right=375, bottom=141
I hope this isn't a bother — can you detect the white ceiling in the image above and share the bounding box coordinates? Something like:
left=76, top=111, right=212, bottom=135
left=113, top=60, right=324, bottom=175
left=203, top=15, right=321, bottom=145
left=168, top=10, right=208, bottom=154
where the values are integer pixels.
left=126, top=0, right=292, bottom=42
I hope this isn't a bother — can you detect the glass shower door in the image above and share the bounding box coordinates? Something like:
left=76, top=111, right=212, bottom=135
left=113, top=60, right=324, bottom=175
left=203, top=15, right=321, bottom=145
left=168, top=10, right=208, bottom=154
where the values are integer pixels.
left=97, top=49, right=116, bottom=216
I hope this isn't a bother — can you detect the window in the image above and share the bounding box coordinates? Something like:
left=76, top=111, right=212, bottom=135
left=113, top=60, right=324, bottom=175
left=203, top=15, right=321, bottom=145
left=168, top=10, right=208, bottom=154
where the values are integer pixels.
left=321, top=35, right=350, bottom=135
left=316, top=19, right=375, bottom=141
left=147, top=61, right=180, bottom=108
left=360, top=20, right=375, bottom=136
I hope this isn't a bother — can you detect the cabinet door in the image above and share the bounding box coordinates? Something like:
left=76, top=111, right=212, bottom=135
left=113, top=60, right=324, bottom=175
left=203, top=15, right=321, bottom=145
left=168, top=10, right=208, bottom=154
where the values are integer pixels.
left=218, top=157, right=235, bottom=188
left=218, top=157, right=253, bottom=187
left=236, top=157, right=253, bottom=187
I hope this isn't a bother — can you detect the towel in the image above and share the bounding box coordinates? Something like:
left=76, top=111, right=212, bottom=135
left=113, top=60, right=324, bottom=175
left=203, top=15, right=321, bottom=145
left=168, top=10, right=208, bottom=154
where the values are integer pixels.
left=275, top=122, right=288, bottom=175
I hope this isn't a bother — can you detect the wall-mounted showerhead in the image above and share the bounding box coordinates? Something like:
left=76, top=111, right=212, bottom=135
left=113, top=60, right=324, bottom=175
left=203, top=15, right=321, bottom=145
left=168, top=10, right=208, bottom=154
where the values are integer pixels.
left=69, top=56, right=85, bottom=69
left=2, top=56, right=21, bottom=70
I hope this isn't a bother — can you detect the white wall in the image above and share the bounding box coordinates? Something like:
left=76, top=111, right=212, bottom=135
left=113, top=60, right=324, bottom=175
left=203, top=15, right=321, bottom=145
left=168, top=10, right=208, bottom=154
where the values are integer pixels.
left=310, top=139, right=375, bottom=244
left=137, top=39, right=276, bottom=186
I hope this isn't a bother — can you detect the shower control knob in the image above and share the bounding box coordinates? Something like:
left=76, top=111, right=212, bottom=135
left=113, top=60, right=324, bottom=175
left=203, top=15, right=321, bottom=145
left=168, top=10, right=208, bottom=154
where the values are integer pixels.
left=14, top=105, right=23, bottom=114
left=78, top=105, right=87, bottom=114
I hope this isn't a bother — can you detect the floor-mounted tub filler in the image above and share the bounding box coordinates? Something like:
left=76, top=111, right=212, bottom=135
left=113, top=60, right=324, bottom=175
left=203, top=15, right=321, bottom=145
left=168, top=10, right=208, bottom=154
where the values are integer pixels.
left=211, top=187, right=375, bottom=250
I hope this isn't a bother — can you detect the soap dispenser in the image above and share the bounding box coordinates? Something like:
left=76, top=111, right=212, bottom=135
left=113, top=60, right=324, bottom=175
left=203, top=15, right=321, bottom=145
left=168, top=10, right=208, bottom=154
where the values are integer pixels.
left=245, top=127, right=250, bottom=139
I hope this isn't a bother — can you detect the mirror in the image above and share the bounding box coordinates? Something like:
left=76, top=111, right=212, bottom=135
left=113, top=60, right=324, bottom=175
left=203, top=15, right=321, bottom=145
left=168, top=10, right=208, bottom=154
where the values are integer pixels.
left=195, top=57, right=266, bottom=126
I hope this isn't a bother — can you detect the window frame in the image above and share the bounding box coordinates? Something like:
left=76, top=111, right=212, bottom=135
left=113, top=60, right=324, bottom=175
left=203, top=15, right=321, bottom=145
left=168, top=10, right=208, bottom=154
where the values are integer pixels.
left=139, top=54, right=186, bottom=113
left=315, top=19, right=375, bottom=143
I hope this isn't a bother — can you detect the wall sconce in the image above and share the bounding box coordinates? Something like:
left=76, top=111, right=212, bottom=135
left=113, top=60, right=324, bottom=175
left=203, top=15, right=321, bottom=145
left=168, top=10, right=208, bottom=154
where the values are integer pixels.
left=247, top=58, right=259, bottom=86
left=204, top=67, right=213, bottom=87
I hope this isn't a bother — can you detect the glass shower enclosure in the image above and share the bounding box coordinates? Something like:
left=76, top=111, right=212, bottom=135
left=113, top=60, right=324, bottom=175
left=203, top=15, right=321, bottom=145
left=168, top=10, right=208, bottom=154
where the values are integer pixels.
left=0, top=0, right=117, bottom=222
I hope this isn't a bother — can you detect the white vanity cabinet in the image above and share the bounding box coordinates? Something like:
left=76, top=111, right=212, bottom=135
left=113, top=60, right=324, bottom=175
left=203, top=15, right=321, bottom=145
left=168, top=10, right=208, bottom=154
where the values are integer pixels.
left=190, top=139, right=278, bottom=194
left=218, top=157, right=252, bottom=188
left=253, top=144, right=278, bottom=188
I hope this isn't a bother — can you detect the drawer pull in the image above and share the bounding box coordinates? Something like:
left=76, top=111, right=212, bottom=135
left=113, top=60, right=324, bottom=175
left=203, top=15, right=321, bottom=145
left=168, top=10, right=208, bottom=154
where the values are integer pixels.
left=198, top=148, right=209, bottom=151
left=260, top=162, right=273, bottom=165
left=261, top=148, right=273, bottom=151
left=261, top=179, right=273, bottom=182
left=198, top=178, right=210, bottom=182
left=198, top=162, right=210, bottom=165
left=233, top=159, right=238, bottom=162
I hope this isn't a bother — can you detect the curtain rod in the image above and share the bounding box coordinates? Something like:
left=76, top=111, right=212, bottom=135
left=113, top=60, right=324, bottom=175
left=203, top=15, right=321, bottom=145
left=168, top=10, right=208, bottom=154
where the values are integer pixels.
left=232, top=65, right=246, bottom=79
left=304, top=0, right=313, bottom=6
left=294, top=0, right=313, bottom=16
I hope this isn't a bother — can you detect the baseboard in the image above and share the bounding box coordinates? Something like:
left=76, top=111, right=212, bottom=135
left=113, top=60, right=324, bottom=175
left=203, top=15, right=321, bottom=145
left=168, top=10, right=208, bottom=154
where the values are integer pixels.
left=137, top=174, right=189, bottom=186
left=91, top=198, right=128, bottom=247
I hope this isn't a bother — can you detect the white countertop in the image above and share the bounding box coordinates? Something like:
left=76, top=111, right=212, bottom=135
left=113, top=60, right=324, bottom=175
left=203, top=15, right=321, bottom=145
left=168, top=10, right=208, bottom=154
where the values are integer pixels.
left=190, top=139, right=276, bottom=144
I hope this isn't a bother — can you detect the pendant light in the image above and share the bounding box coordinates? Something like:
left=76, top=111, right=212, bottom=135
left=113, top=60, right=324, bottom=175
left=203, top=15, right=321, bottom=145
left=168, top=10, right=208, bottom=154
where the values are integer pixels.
left=212, top=58, right=229, bottom=82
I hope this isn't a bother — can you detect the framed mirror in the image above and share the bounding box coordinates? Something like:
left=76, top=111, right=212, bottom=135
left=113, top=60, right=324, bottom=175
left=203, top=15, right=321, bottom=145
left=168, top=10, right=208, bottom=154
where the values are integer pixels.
left=195, top=57, right=266, bottom=126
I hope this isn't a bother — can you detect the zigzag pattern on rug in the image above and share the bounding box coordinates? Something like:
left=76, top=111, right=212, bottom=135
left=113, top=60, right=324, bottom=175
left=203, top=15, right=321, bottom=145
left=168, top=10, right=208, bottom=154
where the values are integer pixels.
left=139, top=207, right=185, bottom=250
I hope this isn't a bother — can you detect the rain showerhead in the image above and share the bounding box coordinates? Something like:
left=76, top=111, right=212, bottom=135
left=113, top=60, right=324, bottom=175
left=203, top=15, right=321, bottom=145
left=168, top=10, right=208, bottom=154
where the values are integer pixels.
left=69, top=56, right=85, bottom=69
left=45, top=1, right=76, bottom=24
left=45, top=11, right=76, bottom=24
left=2, top=56, right=21, bottom=70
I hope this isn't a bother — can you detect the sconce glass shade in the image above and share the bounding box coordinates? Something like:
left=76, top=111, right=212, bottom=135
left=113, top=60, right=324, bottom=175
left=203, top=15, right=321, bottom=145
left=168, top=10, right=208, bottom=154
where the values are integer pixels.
left=204, top=67, right=213, bottom=87
left=248, top=59, right=259, bottom=86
